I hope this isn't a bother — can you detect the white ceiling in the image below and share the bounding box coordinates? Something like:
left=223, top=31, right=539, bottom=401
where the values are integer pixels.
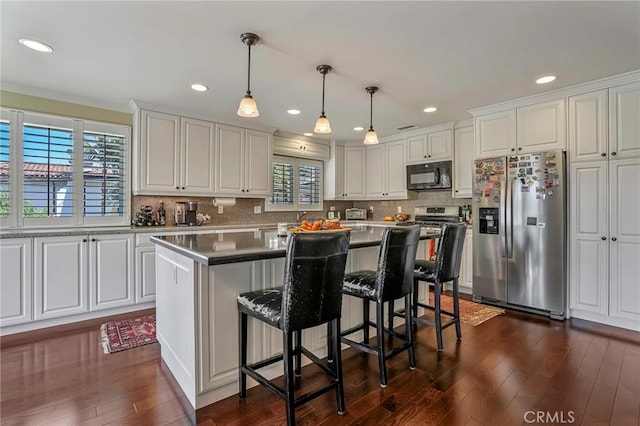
left=2, top=1, right=639, bottom=142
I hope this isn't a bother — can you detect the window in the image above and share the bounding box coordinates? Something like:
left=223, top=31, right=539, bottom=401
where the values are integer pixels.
left=1, top=108, right=130, bottom=228
left=266, top=155, right=323, bottom=212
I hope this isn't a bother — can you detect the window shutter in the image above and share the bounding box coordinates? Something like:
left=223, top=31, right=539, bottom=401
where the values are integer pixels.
left=298, top=164, right=321, bottom=207
left=270, top=161, right=295, bottom=206
left=0, top=119, right=9, bottom=218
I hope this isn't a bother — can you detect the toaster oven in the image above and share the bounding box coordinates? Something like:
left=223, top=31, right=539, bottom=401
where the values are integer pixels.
left=345, top=208, right=367, bottom=220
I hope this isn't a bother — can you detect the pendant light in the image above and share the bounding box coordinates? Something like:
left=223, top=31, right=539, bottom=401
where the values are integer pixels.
left=314, top=65, right=332, bottom=133
left=237, top=33, right=260, bottom=118
left=363, top=86, right=379, bottom=145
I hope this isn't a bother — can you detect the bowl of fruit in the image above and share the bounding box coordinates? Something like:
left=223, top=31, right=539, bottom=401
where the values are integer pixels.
left=295, top=219, right=350, bottom=232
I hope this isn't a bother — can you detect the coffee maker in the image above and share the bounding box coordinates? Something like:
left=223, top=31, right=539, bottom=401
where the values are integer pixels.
left=185, top=201, right=197, bottom=226
left=175, top=201, right=198, bottom=226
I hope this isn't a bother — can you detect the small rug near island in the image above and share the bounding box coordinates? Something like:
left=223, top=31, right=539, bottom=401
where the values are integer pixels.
left=427, top=293, right=505, bottom=326
left=101, top=314, right=157, bottom=354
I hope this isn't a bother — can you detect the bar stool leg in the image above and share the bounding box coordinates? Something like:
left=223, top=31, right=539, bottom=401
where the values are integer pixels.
left=294, top=330, right=302, bottom=377
left=332, top=319, right=346, bottom=414
left=434, top=281, right=443, bottom=351
left=376, top=302, right=388, bottom=387
left=404, top=294, right=416, bottom=370
left=363, top=300, right=370, bottom=343
left=387, top=300, right=394, bottom=343
left=238, top=310, right=248, bottom=398
left=283, top=331, right=296, bottom=425
left=453, top=278, right=462, bottom=340
left=412, top=278, right=419, bottom=332
left=327, top=322, right=334, bottom=364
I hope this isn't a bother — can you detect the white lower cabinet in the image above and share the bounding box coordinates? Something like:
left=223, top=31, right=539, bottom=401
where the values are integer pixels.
left=33, top=233, right=134, bottom=320
left=135, top=246, right=157, bottom=303
left=0, top=238, right=33, bottom=326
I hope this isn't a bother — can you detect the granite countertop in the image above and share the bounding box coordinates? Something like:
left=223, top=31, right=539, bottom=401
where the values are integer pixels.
left=150, top=225, right=438, bottom=266
left=0, top=220, right=396, bottom=239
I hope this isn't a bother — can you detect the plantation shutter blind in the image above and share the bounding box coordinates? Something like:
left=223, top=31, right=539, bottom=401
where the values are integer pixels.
left=270, top=161, right=295, bottom=206
left=0, top=117, right=9, bottom=219
left=267, top=155, right=323, bottom=212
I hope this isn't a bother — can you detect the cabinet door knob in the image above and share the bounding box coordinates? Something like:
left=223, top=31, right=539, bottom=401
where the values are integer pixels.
left=176, top=186, right=179, bottom=189
left=424, top=155, right=427, bottom=158
left=518, top=147, right=522, bottom=151
left=601, top=236, right=606, bottom=240
left=601, top=153, right=607, bottom=157
left=428, top=155, right=431, bottom=158
left=92, top=238, right=96, bottom=242
left=511, top=148, right=515, bottom=152
left=82, top=239, right=87, bottom=243
left=182, top=187, right=185, bottom=190
left=612, top=237, right=617, bottom=241
left=455, top=190, right=459, bottom=192
left=611, top=152, right=617, bottom=156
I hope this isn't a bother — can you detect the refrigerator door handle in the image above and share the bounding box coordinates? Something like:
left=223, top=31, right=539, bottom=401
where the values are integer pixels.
left=506, top=175, right=513, bottom=258
left=500, top=172, right=507, bottom=258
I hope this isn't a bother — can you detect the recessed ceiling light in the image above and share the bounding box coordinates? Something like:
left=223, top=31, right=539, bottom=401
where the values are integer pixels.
left=19, top=38, right=53, bottom=53
left=536, top=75, right=557, bottom=84
left=423, top=107, right=438, bottom=113
left=353, top=127, right=364, bottom=131
left=303, top=132, right=313, bottom=136
left=190, top=83, right=209, bottom=92
left=287, top=109, right=301, bottom=115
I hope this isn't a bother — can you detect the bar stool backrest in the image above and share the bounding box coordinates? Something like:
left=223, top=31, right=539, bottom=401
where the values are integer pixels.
left=375, top=226, right=421, bottom=303
left=433, top=223, right=467, bottom=283
left=281, top=231, right=350, bottom=332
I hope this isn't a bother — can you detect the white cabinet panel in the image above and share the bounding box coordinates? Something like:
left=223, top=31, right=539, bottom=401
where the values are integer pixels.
left=344, top=147, right=366, bottom=199
left=136, top=246, right=156, bottom=303
left=182, top=118, right=216, bottom=193
left=570, top=162, right=609, bottom=315
left=427, top=130, right=453, bottom=161
left=0, top=238, right=32, bottom=326
left=366, top=140, right=406, bottom=199
left=138, top=110, right=181, bottom=193
left=569, top=90, right=608, bottom=163
left=34, top=236, right=88, bottom=320
left=475, top=109, right=516, bottom=158
left=453, top=126, right=474, bottom=198
left=609, top=82, right=640, bottom=159
left=324, top=144, right=345, bottom=199
left=244, top=129, right=272, bottom=196
left=273, top=136, right=330, bottom=160
left=215, top=124, right=244, bottom=194
left=609, top=241, right=640, bottom=320
left=386, top=141, right=407, bottom=197
left=90, top=234, right=134, bottom=311
left=517, top=99, right=566, bottom=153
left=407, top=135, right=427, bottom=163
left=366, top=145, right=385, bottom=198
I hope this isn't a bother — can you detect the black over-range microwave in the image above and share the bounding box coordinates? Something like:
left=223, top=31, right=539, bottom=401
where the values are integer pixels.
left=406, top=161, right=452, bottom=190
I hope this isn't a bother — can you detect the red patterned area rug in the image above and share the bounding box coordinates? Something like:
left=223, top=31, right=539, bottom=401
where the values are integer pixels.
left=100, top=314, right=157, bottom=354
left=427, top=293, right=505, bottom=326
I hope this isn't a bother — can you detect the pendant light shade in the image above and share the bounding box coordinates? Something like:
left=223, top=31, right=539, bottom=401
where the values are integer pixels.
left=237, top=33, right=260, bottom=118
left=363, top=86, right=379, bottom=145
left=314, top=65, right=332, bottom=133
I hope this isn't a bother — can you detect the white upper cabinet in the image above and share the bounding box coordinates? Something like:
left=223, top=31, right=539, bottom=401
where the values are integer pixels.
left=569, top=90, right=609, bottom=163
left=135, top=110, right=215, bottom=196
left=215, top=124, right=272, bottom=197
left=365, top=140, right=407, bottom=199
left=474, top=109, right=517, bottom=158
left=273, top=136, right=330, bottom=160
left=516, top=98, right=566, bottom=153
left=406, top=130, right=452, bottom=164
left=453, top=125, right=474, bottom=198
left=609, top=82, right=640, bottom=160
left=325, top=144, right=345, bottom=200
left=343, top=146, right=367, bottom=199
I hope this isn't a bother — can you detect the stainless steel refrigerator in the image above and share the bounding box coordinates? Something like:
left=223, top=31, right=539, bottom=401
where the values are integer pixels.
left=472, top=150, right=566, bottom=319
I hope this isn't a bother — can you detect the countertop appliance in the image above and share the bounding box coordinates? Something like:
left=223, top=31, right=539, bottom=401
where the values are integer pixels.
left=345, top=208, right=366, bottom=220
left=175, top=201, right=198, bottom=226
left=472, top=150, right=566, bottom=319
left=406, top=161, right=452, bottom=191
left=395, top=206, right=460, bottom=234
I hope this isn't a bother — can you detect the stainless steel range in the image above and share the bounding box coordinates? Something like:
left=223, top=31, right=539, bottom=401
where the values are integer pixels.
left=396, top=206, right=461, bottom=234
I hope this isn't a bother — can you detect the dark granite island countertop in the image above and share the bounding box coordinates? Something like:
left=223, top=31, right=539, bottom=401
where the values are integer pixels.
left=150, top=225, right=438, bottom=265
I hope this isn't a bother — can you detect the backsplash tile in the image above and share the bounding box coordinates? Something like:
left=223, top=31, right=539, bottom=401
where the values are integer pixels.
left=353, top=190, right=471, bottom=221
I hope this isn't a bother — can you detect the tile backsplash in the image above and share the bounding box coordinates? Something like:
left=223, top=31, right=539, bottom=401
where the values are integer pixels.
left=353, top=190, right=471, bottom=221
left=132, top=196, right=354, bottom=227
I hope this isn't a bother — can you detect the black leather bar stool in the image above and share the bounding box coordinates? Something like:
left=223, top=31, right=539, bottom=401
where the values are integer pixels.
left=413, top=222, right=467, bottom=351
left=340, top=226, right=421, bottom=387
left=237, top=231, right=350, bottom=426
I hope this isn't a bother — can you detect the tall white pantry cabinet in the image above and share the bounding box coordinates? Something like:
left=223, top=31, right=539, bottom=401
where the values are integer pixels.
left=569, top=82, right=640, bottom=331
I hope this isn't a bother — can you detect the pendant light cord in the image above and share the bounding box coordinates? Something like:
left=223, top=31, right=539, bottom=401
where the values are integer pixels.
left=321, top=73, right=326, bottom=115
left=246, top=44, right=252, bottom=96
left=369, top=92, right=374, bottom=131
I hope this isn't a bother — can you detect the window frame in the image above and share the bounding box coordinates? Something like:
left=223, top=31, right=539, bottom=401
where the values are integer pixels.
left=1, top=107, right=131, bottom=229
left=265, top=155, right=324, bottom=213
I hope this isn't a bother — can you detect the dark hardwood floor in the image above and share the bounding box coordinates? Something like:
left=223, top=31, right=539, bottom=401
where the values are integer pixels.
left=2, top=304, right=639, bottom=425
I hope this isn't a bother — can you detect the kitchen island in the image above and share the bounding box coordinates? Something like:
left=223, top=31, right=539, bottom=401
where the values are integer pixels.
left=151, top=225, right=437, bottom=409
